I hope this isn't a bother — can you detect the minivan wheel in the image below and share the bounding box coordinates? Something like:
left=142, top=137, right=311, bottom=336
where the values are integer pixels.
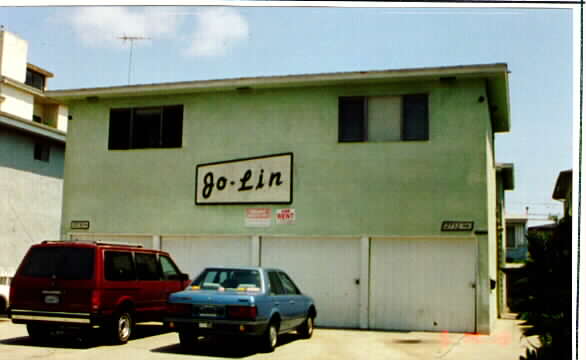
left=178, top=329, right=196, bottom=350
left=26, top=324, right=49, bottom=342
left=111, top=311, right=133, bottom=344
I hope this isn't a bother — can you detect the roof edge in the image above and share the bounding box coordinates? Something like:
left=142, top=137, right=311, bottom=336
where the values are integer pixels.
left=0, top=110, right=66, bottom=143
left=48, top=63, right=510, bottom=101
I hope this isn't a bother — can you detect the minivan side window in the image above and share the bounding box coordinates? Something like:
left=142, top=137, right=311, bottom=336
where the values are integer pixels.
left=104, top=251, right=136, bottom=281
left=159, top=255, right=180, bottom=280
left=135, top=253, right=160, bottom=281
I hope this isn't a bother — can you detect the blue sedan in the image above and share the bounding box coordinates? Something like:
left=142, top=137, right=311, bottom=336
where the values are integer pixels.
left=165, top=267, right=317, bottom=352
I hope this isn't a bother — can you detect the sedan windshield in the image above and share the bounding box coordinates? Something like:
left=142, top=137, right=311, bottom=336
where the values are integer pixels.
left=191, top=269, right=261, bottom=291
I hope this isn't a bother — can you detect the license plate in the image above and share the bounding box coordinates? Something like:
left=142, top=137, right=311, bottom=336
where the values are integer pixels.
left=198, top=322, right=212, bottom=329
left=44, top=295, right=60, bottom=304
left=199, top=305, right=217, bottom=317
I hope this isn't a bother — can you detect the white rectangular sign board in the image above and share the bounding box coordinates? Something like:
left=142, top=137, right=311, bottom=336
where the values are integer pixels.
left=196, top=153, right=293, bottom=204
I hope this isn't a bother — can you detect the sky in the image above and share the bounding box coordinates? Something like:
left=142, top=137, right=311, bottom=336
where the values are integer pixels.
left=0, top=3, right=576, bottom=224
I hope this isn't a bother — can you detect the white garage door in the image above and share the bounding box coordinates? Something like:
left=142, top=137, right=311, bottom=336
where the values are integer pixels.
left=261, top=237, right=361, bottom=328
left=69, top=233, right=153, bottom=249
left=162, top=236, right=251, bottom=280
left=370, top=237, right=476, bottom=332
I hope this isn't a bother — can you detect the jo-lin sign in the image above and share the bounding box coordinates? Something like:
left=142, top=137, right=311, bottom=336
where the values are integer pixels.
left=195, top=153, right=293, bottom=204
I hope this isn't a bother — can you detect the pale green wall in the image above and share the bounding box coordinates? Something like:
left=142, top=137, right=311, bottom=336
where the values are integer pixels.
left=61, top=79, right=493, bottom=239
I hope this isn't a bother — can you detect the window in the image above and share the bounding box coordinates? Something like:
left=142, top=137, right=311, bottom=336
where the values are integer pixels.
left=135, top=253, right=160, bottom=280
left=22, top=247, right=95, bottom=280
left=278, top=272, right=301, bottom=295
left=34, top=142, right=50, bottom=162
left=104, top=251, right=136, bottom=281
left=25, top=69, right=46, bottom=91
left=268, top=271, right=285, bottom=295
left=506, top=226, right=516, bottom=248
left=338, top=94, right=428, bottom=142
left=159, top=255, right=180, bottom=280
left=108, top=105, right=183, bottom=150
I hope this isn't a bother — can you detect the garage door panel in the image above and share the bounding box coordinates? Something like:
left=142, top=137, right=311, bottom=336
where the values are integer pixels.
left=261, top=237, right=360, bottom=328
left=370, top=238, right=476, bottom=332
left=162, top=236, right=251, bottom=280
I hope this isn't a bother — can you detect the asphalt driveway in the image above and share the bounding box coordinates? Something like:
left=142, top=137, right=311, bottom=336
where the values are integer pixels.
left=0, top=315, right=534, bottom=360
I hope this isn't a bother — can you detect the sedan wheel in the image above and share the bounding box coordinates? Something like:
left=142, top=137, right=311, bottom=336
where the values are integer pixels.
left=298, top=316, right=314, bottom=339
left=261, top=321, right=278, bottom=352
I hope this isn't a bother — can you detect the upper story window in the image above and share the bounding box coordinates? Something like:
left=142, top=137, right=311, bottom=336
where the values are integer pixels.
left=338, top=94, right=429, bottom=142
left=34, top=142, right=50, bottom=162
left=25, top=69, right=46, bottom=91
left=108, top=105, right=183, bottom=150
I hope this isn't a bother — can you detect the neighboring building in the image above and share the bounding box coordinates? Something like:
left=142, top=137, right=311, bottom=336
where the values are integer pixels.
left=49, top=63, right=511, bottom=334
left=553, top=169, right=572, bottom=219
left=505, top=216, right=528, bottom=262
left=0, top=30, right=67, bottom=279
left=495, top=163, right=515, bottom=316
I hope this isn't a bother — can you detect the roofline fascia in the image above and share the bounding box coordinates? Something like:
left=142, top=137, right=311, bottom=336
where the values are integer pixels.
left=27, top=63, right=54, bottom=78
left=47, top=63, right=509, bottom=101
left=0, top=111, right=66, bottom=143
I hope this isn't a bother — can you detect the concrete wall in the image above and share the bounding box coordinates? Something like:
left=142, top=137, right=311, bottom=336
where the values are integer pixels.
left=0, top=126, right=64, bottom=276
left=0, top=31, right=27, bottom=83
left=0, top=85, right=34, bottom=120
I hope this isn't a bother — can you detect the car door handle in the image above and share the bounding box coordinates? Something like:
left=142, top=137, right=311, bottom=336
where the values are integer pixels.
left=289, top=300, right=295, bottom=304
left=274, top=302, right=280, bottom=306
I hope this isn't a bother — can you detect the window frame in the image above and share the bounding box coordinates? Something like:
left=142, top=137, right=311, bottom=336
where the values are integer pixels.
left=134, top=252, right=160, bottom=281
left=33, top=142, right=50, bottom=162
left=338, top=94, right=429, bottom=143
left=158, top=255, right=181, bottom=280
left=104, top=250, right=136, bottom=282
left=25, top=69, right=46, bottom=91
left=108, top=105, right=183, bottom=150
left=277, top=272, right=301, bottom=295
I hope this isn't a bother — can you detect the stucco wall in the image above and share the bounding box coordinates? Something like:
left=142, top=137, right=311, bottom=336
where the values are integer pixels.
left=62, top=79, right=492, bottom=239
left=0, top=31, right=27, bottom=83
left=0, top=126, right=64, bottom=276
left=0, top=85, right=34, bottom=120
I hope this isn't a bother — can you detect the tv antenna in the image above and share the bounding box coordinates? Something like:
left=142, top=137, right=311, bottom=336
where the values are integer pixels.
left=118, top=35, right=150, bottom=84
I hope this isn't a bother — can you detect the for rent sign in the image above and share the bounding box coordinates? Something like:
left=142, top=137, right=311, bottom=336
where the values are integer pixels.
left=195, top=153, right=293, bottom=204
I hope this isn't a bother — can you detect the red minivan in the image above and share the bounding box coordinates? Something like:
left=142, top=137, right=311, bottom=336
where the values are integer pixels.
left=9, top=240, right=190, bottom=344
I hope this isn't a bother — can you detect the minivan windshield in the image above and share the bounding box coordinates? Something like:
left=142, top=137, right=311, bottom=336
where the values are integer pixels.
left=20, top=246, right=95, bottom=280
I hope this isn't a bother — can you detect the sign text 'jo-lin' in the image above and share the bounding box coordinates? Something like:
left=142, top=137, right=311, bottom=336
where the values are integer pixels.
left=195, top=153, right=293, bottom=205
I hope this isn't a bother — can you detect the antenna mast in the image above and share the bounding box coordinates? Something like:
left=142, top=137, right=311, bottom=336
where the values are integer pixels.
left=118, top=35, right=150, bottom=84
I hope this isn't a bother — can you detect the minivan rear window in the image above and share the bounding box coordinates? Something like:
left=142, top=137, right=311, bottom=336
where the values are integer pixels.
left=20, top=247, right=95, bottom=280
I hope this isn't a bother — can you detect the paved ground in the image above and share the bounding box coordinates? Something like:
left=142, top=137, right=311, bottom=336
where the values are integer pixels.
left=0, top=315, right=536, bottom=360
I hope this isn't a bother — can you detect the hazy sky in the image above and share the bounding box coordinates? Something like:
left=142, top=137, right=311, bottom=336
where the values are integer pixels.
left=0, top=3, right=576, bottom=224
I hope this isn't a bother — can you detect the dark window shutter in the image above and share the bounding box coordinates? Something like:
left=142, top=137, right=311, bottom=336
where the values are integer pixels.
left=108, top=109, right=131, bottom=150
left=162, top=105, right=183, bottom=147
left=402, top=94, right=429, bottom=141
left=339, top=97, right=366, bottom=142
left=132, top=108, right=162, bottom=149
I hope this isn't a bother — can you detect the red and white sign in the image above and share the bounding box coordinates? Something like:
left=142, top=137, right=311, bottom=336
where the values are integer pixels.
left=276, top=208, right=296, bottom=225
left=245, top=208, right=271, bottom=227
